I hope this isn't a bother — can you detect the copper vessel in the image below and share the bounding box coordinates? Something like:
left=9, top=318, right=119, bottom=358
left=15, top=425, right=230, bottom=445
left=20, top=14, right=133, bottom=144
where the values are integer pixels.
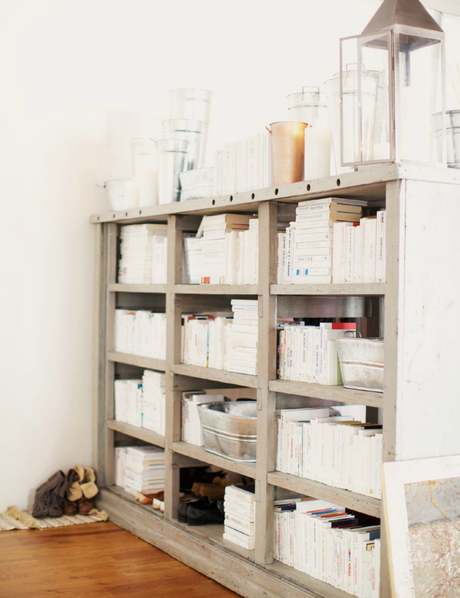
left=268, top=121, right=307, bottom=186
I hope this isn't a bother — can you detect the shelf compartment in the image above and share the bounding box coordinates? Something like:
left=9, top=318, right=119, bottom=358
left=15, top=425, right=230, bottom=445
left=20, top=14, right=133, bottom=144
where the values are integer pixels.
left=109, top=485, right=164, bottom=518
left=109, top=283, right=167, bottom=294
left=265, top=560, right=355, bottom=598
left=271, top=283, right=385, bottom=296
left=107, top=420, right=165, bottom=448
left=268, top=471, right=381, bottom=518
left=108, top=351, right=166, bottom=371
left=173, top=363, right=258, bottom=388
left=172, top=441, right=257, bottom=479
left=175, top=284, right=258, bottom=295
left=269, top=379, right=383, bottom=409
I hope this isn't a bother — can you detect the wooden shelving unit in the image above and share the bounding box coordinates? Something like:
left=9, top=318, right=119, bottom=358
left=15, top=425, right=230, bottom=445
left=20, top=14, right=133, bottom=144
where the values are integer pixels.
left=93, top=164, right=460, bottom=598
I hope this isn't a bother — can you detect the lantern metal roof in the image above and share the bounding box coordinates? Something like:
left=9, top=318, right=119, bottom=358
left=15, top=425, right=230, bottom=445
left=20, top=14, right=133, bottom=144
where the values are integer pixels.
left=362, top=0, right=444, bottom=35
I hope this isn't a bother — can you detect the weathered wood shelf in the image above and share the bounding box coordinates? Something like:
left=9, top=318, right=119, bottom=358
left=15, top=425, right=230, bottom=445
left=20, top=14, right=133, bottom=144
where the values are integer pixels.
left=108, top=351, right=166, bottom=371
left=109, top=283, right=167, bottom=294
left=267, top=471, right=381, bottom=518
left=175, top=284, right=258, bottom=295
left=94, top=165, right=460, bottom=597
left=107, top=420, right=165, bottom=448
left=172, top=441, right=257, bottom=479
left=269, top=379, right=383, bottom=409
left=173, top=363, right=258, bottom=388
left=271, top=283, right=385, bottom=296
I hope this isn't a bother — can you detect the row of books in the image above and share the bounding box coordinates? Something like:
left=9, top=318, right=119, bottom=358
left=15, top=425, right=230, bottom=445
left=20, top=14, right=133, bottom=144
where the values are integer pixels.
left=213, top=132, right=271, bottom=196
left=276, top=406, right=382, bottom=498
left=277, top=198, right=368, bottom=284
left=181, top=300, right=258, bottom=376
left=278, top=322, right=356, bottom=385
left=118, top=224, right=168, bottom=285
left=115, top=446, right=165, bottom=496
left=115, top=310, right=166, bottom=360
left=274, top=498, right=380, bottom=598
left=181, top=392, right=225, bottom=445
left=199, top=214, right=259, bottom=285
left=223, top=486, right=256, bottom=550
left=114, top=370, right=166, bottom=436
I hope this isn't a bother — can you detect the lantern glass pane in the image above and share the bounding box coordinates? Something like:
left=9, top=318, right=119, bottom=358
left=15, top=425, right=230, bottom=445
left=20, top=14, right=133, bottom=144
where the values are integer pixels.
left=394, top=31, right=444, bottom=163
left=340, top=33, right=391, bottom=166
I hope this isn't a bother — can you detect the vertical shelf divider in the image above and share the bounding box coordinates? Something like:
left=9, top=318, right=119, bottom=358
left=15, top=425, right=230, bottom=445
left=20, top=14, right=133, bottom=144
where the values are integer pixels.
left=255, top=201, right=278, bottom=565
left=164, top=214, right=185, bottom=520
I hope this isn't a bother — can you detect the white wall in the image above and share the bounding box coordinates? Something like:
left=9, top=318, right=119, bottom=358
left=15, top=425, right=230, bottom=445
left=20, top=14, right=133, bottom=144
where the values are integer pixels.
left=1, top=0, right=458, bottom=511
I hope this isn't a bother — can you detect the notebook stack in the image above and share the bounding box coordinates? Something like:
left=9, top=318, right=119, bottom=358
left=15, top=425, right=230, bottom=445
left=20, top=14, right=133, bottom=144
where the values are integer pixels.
left=291, top=198, right=367, bottom=284
left=118, top=224, right=168, bottom=284
left=142, top=370, right=166, bottom=436
left=200, top=214, right=251, bottom=284
left=223, top=486, right=256, bottom=550
left=228, top=299, right=258, bottom=375
left=123, top=446, right=165, bottom=496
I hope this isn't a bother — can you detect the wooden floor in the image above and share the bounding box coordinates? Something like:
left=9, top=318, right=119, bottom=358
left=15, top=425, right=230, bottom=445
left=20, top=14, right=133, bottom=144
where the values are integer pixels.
left=0, top=522, right=239, bottom=597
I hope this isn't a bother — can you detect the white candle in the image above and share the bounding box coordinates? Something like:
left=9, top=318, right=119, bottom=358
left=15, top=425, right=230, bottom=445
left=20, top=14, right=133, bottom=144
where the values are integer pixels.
left=304, top=125, right=331, bottom=179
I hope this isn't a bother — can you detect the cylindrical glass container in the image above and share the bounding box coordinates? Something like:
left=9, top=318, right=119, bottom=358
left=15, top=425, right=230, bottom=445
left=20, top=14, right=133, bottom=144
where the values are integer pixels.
left=268, top=121, right=307, bottom=186
left=162, top=119, right=203, bottom=170
left=157, top=139, right=189, bottom=204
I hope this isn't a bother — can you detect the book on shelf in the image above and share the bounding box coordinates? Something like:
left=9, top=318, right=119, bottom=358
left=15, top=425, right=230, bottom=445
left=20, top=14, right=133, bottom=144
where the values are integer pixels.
left=118, top=446, right=165, bottom=496
left=276, top=405, right=382, bottom=498
left=274, top=498, right=380, bottom=598
left=223, top=486, right=256, bottom=550
left=118, top=224, right=168, bottom=285
left=181, top=300, right=258, bottom=376
left=277, top=321, right=356, bottom=384
left=115, top=309, right=166, bottom=360
left=181, top=392, right=225, bottom=446
left=114, top=370, right=166, bottom=437
left=183, top=234, right=202, bottom=284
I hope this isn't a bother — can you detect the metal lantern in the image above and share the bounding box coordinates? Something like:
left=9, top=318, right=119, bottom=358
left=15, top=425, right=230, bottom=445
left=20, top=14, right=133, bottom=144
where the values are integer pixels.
left=339, top=0, right=446, bottom=166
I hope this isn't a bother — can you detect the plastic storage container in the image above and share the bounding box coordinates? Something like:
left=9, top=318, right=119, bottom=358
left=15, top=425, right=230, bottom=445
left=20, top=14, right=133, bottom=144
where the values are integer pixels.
left=336, top=336, right=384, bottom=393
left=197, top=401, right=257, bottom=462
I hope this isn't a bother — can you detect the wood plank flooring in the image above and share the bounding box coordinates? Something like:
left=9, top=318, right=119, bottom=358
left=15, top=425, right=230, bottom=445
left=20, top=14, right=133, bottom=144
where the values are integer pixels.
left=0, top=522, right=239, bottom=597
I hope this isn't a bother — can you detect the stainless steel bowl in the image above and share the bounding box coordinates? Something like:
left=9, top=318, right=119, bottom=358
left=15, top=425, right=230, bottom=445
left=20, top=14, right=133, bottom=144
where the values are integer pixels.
left=336, top=337, right=384, bottom=393
left=197, top=401, right=257, bottom=462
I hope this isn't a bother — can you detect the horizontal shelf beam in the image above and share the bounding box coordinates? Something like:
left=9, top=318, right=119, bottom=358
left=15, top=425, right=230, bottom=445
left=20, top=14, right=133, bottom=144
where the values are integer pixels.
left=269, top=379, right=383, bottom=409
left=172, top=441, right=257, bottom=479
left=175, top=284, right=258, bottom=295
left=108, top=351, right=166, bottom=371
left=173, top=363, right=258, bottom=388
left=109, top=283, right=167, bottom=294
left=109, top=485, right=165, bottom=516
left=107, top=420, right=165, bottom=448
left=271, top=283, right=385, bottom=297
left=267, top=471, right=381, bottom=518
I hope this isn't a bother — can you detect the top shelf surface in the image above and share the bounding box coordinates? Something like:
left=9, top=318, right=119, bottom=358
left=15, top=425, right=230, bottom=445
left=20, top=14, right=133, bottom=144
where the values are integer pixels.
left=90, top=163, right=460, bottom=224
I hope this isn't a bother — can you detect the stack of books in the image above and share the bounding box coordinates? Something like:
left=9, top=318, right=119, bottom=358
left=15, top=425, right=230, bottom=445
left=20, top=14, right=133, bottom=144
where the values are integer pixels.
left=118, top=224, right=168, bottom=284
left=213, top=132, right=270, bottom=196
left=200, top=214, right=251, bottom=284
left=223, top=486, right=256, bottom=550
left=123, top=446, right=165, bottom=496
left=114, top=379, right=143, bottom=427
left=275, top=405, right=382, bottom=497
left=274, top=498, right=380, bottom=598
left=181, top=315, right=233, bottom=369
left=278, top=322, right=356, bottom=384
left=228, top=300, right=258, bottom=375
left=183, top=235, right=202, bottom=284
left=181, top=392, right=225, bottom=445
left=115, top=310, right=166, bottom=359
left=333, top=210, right=386, bottom=283
left=142, top=370, right=166, bottom=436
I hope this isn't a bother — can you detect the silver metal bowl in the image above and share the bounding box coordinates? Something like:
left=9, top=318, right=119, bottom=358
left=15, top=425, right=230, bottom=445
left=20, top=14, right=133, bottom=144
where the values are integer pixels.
left=336, top=337, right=384, bottom=393
left=197, top=401, right=257, bottom=462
